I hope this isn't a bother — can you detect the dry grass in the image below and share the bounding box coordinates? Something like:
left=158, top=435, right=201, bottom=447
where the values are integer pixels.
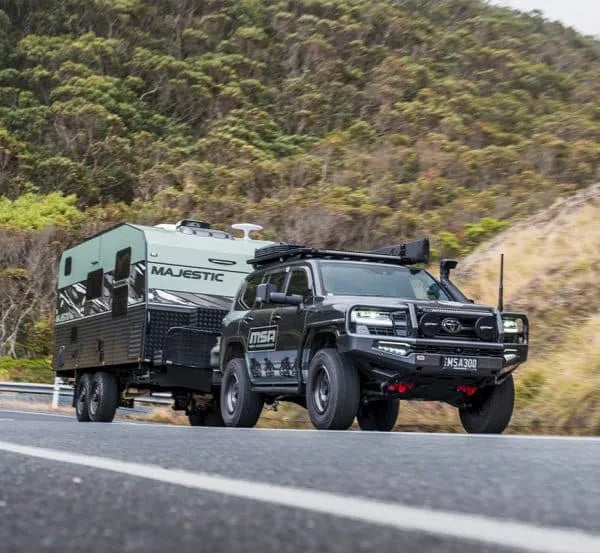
left=453, top=184, right=600, bottom=434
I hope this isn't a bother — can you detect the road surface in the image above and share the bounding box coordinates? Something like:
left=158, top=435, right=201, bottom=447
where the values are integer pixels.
left=0, top=408, right=599, bottom=553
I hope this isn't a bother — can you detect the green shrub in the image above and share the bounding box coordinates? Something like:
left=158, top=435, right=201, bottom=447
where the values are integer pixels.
left=0, top=357, right=54, bottom=383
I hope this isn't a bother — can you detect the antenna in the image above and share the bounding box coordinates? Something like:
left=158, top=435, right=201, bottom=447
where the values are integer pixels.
left=231, top=223, right=263, bottom=240
left=498, top=253, right=504, bottom=312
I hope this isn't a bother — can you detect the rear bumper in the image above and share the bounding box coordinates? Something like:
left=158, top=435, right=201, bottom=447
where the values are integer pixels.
left=336, top=334, right=526, bottom=384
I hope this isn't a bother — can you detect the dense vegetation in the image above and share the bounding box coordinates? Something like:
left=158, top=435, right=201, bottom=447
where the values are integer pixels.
left=0, top=1, right=599, bottom=372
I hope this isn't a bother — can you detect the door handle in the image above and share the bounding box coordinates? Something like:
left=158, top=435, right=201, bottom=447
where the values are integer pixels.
left=272, top=314, right=281, bottom=322
left=243, top=315, right=254, bottom=322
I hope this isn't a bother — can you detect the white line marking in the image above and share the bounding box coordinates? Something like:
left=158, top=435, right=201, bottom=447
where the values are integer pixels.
left=0, top=440, right=598, bottom=553
left=0, top=409, right=74, bottom=419
left=0, top=418, right=15, bottom=421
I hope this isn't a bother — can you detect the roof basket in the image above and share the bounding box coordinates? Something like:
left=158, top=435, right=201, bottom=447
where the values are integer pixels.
left=249, top=238, right=430, bottom=268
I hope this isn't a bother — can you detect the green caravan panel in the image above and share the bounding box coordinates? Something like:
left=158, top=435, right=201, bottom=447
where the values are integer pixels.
left=138, top=226, right=272, bottom=298
left=57, top=224, right=146, bottom=289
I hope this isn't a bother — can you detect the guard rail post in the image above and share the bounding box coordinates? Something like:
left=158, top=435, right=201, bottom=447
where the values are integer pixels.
left=52, top=377, right=61, bottom=409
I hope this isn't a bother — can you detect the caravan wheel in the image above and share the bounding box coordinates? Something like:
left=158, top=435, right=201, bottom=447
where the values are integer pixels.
left=75, top=373, right=93, bottom=422
left=88, top=372, right=119, bottom=423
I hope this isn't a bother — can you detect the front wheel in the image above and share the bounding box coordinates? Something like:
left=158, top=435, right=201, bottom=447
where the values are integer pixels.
left=88, top=372, right=119, bottom=423
left=220, top=358, right=264, bottom=428
left=459, top=374, right=515, bottom=434
left=357, top=399, right=399, bottom=432
left=306, top=348, right=360, bottom=430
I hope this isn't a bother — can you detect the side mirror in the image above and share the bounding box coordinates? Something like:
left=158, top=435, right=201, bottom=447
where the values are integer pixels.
left=269, top=292, right=304, bottom=306
left=440, top=258, right=458, bottom=281
left=256, top=282, right=277, bottom=303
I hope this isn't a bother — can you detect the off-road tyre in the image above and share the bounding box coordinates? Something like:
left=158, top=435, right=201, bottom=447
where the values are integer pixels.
left=75, top=373, right=93, bottom=422
left=88, top=372, right=119, bottom=423
left=459, top=374, right=515, bottom=434
left=306, top=348, right=360, bottom=430
left=220, top=358, right=263, bottom=428
left=357, top=399, right=399, bottom=432
left=188, top=403, right=225, bottom=427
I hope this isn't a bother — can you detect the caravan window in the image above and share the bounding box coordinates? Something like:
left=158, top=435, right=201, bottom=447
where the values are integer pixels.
left=64, top=257, right=72, bottom=276
left=114, top=247, right=131, bottom=281
left=86, top=269, right=103, bottom=300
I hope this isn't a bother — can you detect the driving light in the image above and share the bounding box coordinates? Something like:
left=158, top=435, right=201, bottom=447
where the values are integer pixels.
left=351, top=309, right=393, bottom=327
left=375, top=342, right=411, bottom=356
left=503, top=318, right=524, bottom=334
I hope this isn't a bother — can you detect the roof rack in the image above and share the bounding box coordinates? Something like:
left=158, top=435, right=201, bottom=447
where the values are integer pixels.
left=249, top=238, right=429, bottom=268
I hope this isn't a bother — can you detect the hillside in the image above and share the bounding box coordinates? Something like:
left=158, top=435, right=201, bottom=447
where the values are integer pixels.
left=0, top=0, right=599, bottom=397
left=455, top=183, right=600, bottom=433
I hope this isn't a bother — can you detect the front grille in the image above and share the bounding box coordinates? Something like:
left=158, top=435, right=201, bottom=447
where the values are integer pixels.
left=413, top=345, right=503, bottom=357
left=417, top=310, right=498, bottom=342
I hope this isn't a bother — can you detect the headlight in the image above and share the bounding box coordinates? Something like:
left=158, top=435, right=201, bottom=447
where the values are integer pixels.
left=350, top=309, right=393, bottom=327
left=503, top=318, right=524, bottom=334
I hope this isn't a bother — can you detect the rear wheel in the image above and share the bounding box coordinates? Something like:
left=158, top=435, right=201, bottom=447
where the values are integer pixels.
left=220, top=358, right=263, bottom=428
left=75, top=373, right=93, bottom=422
left=88, top=372, right=119, bottom=423
left=459, top=374, right=515, bottom=434
left=306, top=348, right=360, bottom=430
left=357, top=399, right=399, bottom=432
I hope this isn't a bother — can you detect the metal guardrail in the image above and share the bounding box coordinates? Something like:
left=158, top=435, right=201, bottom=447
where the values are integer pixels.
left=0, top=381, right=172, bottom=407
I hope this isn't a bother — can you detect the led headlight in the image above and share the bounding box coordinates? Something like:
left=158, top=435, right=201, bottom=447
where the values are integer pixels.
left=503, top=318, right=524, bottom=334
left=350, top=309, right=393, bottom=327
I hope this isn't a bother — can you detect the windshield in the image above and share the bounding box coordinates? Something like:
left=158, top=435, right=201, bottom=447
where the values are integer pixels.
left=319, top=262, right=450, bottom=301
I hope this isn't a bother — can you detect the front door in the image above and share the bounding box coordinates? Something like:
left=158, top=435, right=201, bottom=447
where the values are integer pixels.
left=270, top=267, right=313, bottom=382
left=244, top=269, right=288, bottom=382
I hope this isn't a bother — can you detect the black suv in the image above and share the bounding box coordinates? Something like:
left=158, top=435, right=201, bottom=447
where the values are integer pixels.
left=219, top=240, right=528, bottom=433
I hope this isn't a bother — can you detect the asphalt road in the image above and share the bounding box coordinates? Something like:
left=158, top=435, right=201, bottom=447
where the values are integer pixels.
left=1, top=409, right=599, bottom=553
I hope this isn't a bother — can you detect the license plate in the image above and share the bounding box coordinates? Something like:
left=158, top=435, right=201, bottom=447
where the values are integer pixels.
left=443, top=357, right=478, bottom=371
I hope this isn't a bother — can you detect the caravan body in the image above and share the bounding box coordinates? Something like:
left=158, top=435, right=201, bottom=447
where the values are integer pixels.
left=54, top=221, right=272, bottom=393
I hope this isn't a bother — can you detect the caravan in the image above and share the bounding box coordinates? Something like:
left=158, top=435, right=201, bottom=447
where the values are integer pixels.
left=54, top=220, right=271, bottom=425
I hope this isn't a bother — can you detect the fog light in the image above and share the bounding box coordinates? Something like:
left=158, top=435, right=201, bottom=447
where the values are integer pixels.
left=376, top=342, right=410, bottom=356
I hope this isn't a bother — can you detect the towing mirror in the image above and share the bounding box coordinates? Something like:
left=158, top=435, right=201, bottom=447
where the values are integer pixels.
left=269, top=292, right=304, bottom=306
left=256, top=283, right=277, bottom=303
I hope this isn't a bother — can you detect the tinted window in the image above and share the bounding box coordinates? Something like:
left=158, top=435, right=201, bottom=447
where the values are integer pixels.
left=287, top=269, right=311, bottom=298
left=86, top=269, right=103, bottom=300
left=64, top=257, right=72, bottom=276
left=263, top=270, right=288, bottom=307
left=114, top=247, right=131, bottom=280
left=239, top=273, right=262, bottom=310
left=319, top=262, right=450, bottom=301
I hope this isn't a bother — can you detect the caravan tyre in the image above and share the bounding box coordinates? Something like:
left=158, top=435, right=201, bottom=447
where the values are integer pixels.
left=220, top=358, right=263, bottom=427
left=88, top=372, right=119, bottom=423
left=75, top=373, right=93, bottom=422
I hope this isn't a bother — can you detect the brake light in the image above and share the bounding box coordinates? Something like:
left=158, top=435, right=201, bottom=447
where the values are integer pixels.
left=457, top=385, right=477, bottom=396
left=387, top=383, right=414, bottom=393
